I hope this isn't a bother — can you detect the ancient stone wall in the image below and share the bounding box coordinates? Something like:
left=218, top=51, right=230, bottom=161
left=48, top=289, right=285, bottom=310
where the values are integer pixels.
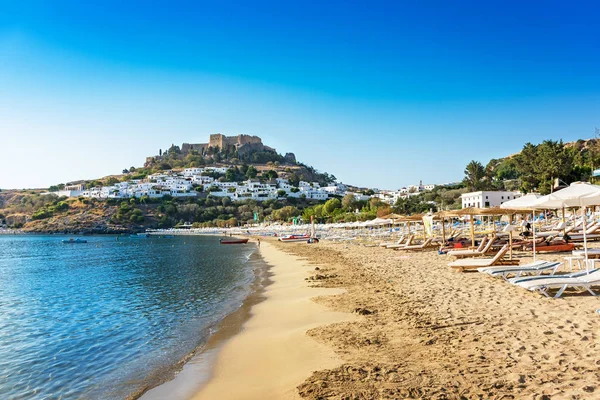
left=208, top=134, right=263, bottom=149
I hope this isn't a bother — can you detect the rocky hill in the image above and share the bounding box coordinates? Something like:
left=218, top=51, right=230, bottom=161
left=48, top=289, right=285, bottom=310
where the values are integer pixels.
left=0, top=134, right=338, bottom=232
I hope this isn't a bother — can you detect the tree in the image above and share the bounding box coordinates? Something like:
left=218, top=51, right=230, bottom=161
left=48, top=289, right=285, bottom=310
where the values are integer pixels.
left=535, top=140, right=573, bottom=194
left=225, top=169, right=236, bottom=182
left=277, top=189, right=287, bottom=197
left=288, top=173, right=300, bottom=187
left=515, top=143, right=539, bottom=193
left=463, top=160, right=486, bottom=191
left=245, top=166, right=258, bottom=179
left=264, top=170, right=278, bottom=180
left=129, top=166, right=136, bottom=173
left=271, top=206, right=299, bottom=221
left=122, top=169, right=129, bottom=174
left=105, top=177, right=119, bottom=186
left=341, top=193, right=356, bottom=210
left=323, top=198, right=341, bottom=216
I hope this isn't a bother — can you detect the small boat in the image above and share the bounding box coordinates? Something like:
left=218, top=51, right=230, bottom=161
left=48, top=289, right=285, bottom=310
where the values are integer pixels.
left=220, top=238, right=249, bottom=244
left=62, top=238, right=87, bottom=244
left=278, top=234, right=311, bottom=242
left=130, top=233, right=150, bottom=238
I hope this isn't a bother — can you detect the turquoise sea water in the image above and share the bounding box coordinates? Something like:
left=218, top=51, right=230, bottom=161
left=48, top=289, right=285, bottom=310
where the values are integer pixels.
left=0, top=235, right=257, bottom=399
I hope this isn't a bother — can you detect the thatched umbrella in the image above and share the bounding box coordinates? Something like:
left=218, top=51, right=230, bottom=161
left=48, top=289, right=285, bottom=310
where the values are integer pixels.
left=435, top=210, right=462, bottom=242
left=398, top=214, right=425, bottom=237
left=380, top=213, right=406, bottom=234
left=454, top=207, right=487, bottom=247
left=380, top=213, right=405, bottom=220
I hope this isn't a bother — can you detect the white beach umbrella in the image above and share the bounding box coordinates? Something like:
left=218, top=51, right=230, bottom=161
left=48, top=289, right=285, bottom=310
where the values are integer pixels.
left=533, top=183, right=600, bottom=209
left=500, top=193, right=542, bottom=210
left=533, top=183, right=600, bottom=267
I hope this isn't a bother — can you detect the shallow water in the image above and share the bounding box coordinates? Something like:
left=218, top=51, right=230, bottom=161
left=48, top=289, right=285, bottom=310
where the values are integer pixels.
left=0, top=235, right=256, bottom=399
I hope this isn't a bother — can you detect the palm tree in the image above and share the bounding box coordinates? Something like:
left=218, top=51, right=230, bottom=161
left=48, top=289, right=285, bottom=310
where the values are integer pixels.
left=464, top=160, right=485, bottom=191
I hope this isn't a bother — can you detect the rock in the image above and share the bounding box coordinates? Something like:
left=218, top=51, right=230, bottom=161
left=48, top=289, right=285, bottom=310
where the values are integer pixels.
left=284, top=152, right=297, bottom=164
left=354, top=308, right=376, bottom=315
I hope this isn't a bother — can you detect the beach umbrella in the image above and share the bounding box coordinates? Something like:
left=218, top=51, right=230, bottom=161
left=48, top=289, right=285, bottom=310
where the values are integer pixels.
left=455, top=207, right=486, bottom=247
left=380, top=213, right=405, bottom=220
left=532, top=183, right=600, bottom=267
left=500, top=193, right=542, bottom=210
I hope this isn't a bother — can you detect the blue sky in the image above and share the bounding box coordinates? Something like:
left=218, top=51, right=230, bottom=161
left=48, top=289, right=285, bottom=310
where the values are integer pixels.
left=1, top=1, right=599, bottom=189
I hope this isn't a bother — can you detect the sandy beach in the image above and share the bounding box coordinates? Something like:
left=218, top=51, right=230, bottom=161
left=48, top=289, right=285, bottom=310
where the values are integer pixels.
left=188, top=237, right=600, bottom=399
left=193, top=240, right=355, bottom=399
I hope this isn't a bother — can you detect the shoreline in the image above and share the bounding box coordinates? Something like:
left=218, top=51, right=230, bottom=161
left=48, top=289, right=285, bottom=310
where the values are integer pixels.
left=190, top=239, right=354, bottom=399
left=140, top=237, right=268, bottom=400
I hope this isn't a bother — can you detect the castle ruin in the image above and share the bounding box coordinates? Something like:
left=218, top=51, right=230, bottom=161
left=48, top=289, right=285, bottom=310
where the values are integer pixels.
left=181, top=134, right=274, bottom=155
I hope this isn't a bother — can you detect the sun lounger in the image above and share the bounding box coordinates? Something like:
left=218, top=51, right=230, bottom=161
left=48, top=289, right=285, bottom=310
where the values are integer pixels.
left=379, top=235, right=406, bottom=247
left=477, top=261, right=561, bottom=280
left=571, top=249, right=600, bottom=258
left=508, top=268, right=599, bottom=284
left=514, top=269, right=600, bottom=298
left=395, top=237, right=435, bottom=251
left=566, top=222, right=600, bottom=241
left=386, top=235, right=415, bottom=249
left=448, top=245, right=517, bottom=272
left=447, top=235, right=496, bottom=258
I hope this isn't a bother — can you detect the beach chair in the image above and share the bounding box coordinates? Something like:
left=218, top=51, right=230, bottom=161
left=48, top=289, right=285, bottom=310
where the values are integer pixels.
left=567, top=223, right=600, bottom=241
left=508, top=268, right=599, bottom=285
left=571, top=249, right=600, bottom=259
left=478, top=261, right=561, bottom=280
left=448, top=245, right=517, bottom=272
left=395, top=237, right=435, bottom=251
left=379, top=235, right=406, bottom=247
left=447, top=235, right=496, bottom=258
left=386, top=235, right=415, bottom=249
left=514, top=269, right=600, bottom=298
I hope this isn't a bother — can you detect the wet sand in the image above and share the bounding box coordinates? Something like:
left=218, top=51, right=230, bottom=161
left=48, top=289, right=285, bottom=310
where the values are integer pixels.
left=192, top=240, right=355, bottom=399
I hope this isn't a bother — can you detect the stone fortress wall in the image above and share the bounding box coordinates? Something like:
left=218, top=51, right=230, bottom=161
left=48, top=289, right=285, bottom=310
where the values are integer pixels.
left=181, top=134, right=269, bottom=155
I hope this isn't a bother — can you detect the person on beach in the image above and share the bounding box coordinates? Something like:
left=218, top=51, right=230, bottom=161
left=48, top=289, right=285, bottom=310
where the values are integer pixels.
left=257, top=238, right=261, bottom=247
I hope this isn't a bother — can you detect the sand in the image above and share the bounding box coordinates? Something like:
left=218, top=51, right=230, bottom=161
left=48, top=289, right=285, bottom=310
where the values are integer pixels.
left=283, top=241, right=600, bottom=399
left=193, top=240, right=355, bottom=400
left=188, top=237, right=600, bottom=399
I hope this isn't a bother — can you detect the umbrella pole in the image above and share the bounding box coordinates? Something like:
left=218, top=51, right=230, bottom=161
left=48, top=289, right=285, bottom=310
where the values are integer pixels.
left=532, top=212, right=536, bottom=262
left=562, top=206, right=566, bottom=238
left=470, top=215, right=475, bottom=248
left=509, top=214, right=513, bottom=260
left=442, top=217, right=446, bottom=243
left=582, top=206, right=589, bottom=272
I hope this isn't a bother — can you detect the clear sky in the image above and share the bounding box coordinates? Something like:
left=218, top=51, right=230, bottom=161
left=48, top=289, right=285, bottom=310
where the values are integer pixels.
left=1, top=1, right=599, bottom=189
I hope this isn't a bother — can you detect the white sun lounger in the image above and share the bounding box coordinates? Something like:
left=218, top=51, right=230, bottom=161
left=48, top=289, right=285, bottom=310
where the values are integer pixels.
left=477, top=261, right=561, bottom=280
left=514, top=269, right=600, bottom=298
left=508, top=268, right=599, bottom=284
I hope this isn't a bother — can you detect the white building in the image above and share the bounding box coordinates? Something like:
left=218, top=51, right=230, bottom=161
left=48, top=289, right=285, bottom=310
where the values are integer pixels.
left=461, top=191, right=521, bottom=208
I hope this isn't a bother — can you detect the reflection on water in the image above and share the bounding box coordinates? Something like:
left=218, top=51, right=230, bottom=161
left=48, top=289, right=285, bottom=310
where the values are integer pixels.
left=0, top=235, right=255, bottom=399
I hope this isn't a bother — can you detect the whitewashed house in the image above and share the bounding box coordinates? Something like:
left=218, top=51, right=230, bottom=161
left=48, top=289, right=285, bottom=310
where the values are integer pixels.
left=461, top=191, right=521, bottom=208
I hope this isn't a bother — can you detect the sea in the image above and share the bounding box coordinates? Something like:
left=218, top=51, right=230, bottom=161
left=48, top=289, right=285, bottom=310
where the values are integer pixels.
left=0, top=234, right=259, bottom=399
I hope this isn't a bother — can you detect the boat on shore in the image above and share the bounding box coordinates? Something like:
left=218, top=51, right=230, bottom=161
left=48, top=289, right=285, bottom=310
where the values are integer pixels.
left=61, top=238, right=87, bottom=244
left=278, top=234, right=311, bottom=242
left=220, top=238, right=249, bottom=245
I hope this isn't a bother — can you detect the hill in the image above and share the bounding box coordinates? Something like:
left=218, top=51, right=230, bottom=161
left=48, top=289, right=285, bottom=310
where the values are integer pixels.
left=0, top=134, right=339, bottom=232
